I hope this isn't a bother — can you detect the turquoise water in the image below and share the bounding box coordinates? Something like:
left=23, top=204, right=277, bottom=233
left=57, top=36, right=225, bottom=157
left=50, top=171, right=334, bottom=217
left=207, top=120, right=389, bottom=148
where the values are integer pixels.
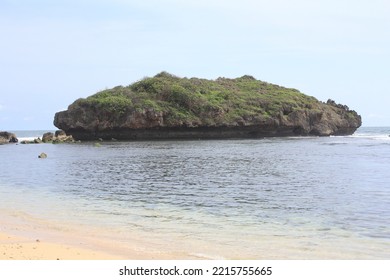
left=1, top=127, right=389, bottom=259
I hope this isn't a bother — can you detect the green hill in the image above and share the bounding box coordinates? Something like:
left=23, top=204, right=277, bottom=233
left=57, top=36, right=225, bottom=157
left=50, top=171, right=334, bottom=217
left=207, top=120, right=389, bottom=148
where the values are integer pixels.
left=54, top=72, right=361, bottom=140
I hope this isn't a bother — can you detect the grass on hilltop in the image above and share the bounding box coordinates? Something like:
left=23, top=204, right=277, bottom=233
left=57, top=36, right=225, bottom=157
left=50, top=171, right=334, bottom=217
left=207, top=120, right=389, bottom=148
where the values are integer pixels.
left=71, top=71, right=322, bottom=126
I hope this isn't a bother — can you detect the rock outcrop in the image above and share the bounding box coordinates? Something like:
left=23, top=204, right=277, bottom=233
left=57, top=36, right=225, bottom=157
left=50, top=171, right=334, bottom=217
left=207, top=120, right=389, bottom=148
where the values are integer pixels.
left=54, top=72, right=362, bottom=140
left=20, top=130, right=74, bottom=144
left=42, top=132, right=55, bottom=142
left=42, top=130, right=74, bottom=143
left=0, top=131, right=18, bottom=144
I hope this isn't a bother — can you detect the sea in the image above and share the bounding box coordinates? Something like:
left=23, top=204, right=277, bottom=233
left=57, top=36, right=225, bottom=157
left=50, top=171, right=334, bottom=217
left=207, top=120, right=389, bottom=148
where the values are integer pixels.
left=1, top=127, right=389, bottom=259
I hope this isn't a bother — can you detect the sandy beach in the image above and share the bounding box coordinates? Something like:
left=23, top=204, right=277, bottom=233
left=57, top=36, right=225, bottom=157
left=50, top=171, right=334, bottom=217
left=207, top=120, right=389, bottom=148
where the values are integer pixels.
left=0, top=209, right=195, bottom=260
left=0, top=210, right=129, bottom=260
left=0, top=232, right=122, bottom=260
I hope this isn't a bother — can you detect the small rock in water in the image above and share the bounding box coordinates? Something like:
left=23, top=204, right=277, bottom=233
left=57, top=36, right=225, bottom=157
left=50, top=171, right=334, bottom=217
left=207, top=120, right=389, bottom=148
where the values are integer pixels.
left=0, top=131, right=18, bottom=144
left=42, top=132, right=54, bottom=143
left=38, top=152, right=47, bottom=159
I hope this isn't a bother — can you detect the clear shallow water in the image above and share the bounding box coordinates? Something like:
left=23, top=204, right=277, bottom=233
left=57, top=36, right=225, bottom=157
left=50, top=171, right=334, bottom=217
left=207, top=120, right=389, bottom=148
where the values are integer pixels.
left=1, top=127, right=389, bottom=259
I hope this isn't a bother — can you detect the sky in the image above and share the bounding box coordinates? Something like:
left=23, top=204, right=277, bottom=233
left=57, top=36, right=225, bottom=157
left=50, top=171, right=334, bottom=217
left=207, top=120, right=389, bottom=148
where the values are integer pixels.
left=0, top=0, right=389, bottom=129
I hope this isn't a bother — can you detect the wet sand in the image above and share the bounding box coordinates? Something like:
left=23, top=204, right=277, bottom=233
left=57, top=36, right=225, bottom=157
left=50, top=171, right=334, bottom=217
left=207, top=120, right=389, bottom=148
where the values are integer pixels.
left=0, top=232, right=122, bottom=260
left=0, top=210, right=196, bottom=260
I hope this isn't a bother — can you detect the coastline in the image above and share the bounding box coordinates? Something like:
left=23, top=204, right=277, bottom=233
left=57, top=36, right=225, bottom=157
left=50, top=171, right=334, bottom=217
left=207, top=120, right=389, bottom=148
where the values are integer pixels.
left=0, top=208, right=200, bottom=260
left=0, top=209, right=125, bottom=260
left=2, top=206, right=389, bottom=260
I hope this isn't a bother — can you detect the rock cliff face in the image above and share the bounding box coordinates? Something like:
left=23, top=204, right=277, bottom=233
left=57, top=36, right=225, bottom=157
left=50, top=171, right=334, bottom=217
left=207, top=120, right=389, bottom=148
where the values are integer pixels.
left=54, top=72, right=362, bottom=140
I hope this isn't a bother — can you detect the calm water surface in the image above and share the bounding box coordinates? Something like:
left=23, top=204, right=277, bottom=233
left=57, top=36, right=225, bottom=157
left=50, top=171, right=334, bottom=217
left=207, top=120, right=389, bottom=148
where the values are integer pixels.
left=1, top=127, right=389, bottom=258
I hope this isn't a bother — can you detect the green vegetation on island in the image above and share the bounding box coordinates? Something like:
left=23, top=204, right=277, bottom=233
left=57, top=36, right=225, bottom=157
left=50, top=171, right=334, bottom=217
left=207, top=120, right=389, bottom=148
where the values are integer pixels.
left=54, top=72, right=362, bottom=140
left=76, top=72, right=320, bottom=125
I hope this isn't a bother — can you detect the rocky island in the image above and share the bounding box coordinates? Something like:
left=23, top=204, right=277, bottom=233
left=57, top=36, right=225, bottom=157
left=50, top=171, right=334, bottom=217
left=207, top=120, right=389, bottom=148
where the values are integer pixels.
left=54, top=72, right=362, bottom=140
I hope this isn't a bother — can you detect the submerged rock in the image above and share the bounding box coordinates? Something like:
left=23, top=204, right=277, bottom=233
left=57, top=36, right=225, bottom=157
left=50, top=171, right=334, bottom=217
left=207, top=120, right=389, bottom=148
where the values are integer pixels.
left=54, top=72, right=362, bottom=140
left=38, top=152, right=47, bottom=158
